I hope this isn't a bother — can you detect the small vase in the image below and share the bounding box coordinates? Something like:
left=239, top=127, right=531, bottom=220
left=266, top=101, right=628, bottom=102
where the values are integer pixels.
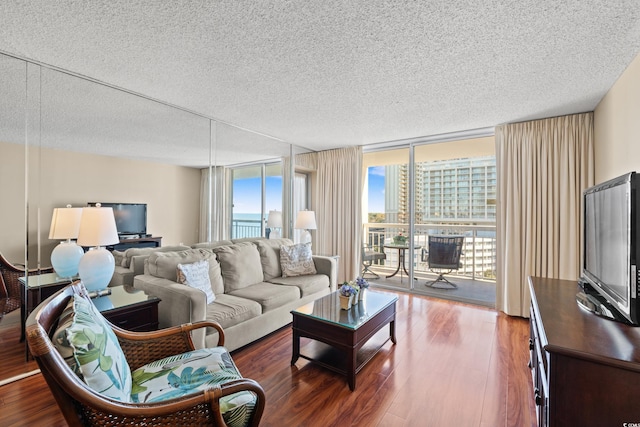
left=339, top=294, right=351, bottom=310
left=358, top=288, right=366, bottom=301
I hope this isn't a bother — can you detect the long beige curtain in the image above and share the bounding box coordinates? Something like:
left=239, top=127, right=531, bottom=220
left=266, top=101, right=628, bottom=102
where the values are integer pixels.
left=495, top=113, right=594, bottom=317
left=199, top=166, right=227, bottom=242
left=315, top=146, right=363, bottom=283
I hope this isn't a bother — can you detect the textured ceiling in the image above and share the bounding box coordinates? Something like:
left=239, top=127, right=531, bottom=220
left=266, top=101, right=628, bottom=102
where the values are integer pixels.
left=1, top=1, right=640, bottom=167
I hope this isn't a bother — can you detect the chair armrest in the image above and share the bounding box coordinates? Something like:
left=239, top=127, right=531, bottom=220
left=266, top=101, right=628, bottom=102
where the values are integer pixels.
left=114, top=320, right=225, bottom=369
left=312, top=255, right=338, bottom=292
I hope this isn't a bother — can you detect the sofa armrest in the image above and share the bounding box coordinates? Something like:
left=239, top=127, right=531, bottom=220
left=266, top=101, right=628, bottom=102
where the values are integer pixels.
left=134, top=274, right=210, bottom=349
left=130, top=254, right=151, bottom=276
left=312, top=255, right=338, bottom=292
left=133, top=275, right=207, bottom=328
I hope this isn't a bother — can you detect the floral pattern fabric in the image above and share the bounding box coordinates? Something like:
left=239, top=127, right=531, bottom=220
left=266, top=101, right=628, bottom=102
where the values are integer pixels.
left=131, top=347, right=257, bottom=427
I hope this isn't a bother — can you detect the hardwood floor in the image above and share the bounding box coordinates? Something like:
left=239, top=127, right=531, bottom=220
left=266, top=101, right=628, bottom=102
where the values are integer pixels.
left=0, top=290, right=536, bottom=427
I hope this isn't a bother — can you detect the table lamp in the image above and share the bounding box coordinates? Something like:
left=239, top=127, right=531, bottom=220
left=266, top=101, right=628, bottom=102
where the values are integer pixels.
left=295, top=210, right=316, bottom=245
left=48, top=205, right=84, bottom=278
left=76, top=204, right=119, bottom=293
left=267, top=210, right=283, bottom=239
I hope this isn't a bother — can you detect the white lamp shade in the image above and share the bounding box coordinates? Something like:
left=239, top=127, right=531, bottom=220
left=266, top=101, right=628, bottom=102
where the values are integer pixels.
left=50, top=240, right=84, bottom=278
left=77, top=206, right=119, bottom=292
left=295, top=210, right=317, bottom=230
left=267, top=210, right=283, bottom=228
left=77, top=206, right=119, bottom=247
left=79, top=247, right=115, bottom=292
left=49, top=207, right=82, bottom=240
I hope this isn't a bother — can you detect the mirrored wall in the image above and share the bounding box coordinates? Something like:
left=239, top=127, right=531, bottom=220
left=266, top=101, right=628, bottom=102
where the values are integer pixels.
left=0, top=51, right=299, bottom=379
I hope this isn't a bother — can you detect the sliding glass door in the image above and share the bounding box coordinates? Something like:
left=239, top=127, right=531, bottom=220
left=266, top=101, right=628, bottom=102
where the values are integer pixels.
left=230, top=163, right=283, bottom=239
left=363, top=136, right=497, bottom=305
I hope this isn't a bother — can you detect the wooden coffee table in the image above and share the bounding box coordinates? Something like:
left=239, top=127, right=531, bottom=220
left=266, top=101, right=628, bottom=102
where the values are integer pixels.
left=291, top=291, right=397, bottom=391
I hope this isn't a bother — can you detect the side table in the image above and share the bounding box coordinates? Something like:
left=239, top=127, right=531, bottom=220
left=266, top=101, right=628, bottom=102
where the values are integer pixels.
left=97, top=285, right=159, bottom=331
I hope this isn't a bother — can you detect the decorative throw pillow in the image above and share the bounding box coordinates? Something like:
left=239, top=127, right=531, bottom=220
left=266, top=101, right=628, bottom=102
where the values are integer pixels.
left=177, top=260, right=216, bottom=304
left=52, top=297, right=83, bottom=378
left=66, top=295, right=132, bottom=402
left=280, top=243, right=317, bottom=277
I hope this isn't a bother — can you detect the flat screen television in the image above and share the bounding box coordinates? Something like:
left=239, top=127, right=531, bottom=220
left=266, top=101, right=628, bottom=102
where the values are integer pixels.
left=579, top=172, right=640, bottom=325
left=89, top=202, right=147, bottom=237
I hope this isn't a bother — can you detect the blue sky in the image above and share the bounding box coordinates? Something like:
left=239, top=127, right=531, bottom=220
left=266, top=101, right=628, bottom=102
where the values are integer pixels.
left=233, top=176, right=282, bottom=214
left=232, top=169, right=386, bottom=214
left=368, top=166, right=385, bottom=213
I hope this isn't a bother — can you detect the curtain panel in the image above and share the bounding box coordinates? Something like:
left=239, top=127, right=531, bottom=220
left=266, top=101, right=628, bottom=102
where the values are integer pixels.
left=199, top=166, right=227, bottom=243
left=315, top=146, right=363, bottom=283
left=495, top=113, right=594, bottom=317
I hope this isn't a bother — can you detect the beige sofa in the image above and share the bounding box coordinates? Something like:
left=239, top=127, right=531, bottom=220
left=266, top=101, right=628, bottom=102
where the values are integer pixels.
left=110, top=245, right=190, bottom=286
left=133, top=238, right=337, bottom=351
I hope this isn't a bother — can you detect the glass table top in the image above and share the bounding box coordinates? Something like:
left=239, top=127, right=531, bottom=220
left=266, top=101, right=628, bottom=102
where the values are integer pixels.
left=18, top=272, right=77, bottom=289
left=292, top=290, right=398, bottom=330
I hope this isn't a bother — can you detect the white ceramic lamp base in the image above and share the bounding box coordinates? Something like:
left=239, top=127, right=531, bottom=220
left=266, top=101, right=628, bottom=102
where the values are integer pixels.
left=78, top=247, right=115, bottom=292
left=50, top=240, right=84, bottom=278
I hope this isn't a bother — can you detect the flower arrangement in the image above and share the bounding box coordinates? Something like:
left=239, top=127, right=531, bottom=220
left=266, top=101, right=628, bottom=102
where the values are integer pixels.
left=393, top=232, right=407, bottom=245
left=339, top=283, right=358, bottom=297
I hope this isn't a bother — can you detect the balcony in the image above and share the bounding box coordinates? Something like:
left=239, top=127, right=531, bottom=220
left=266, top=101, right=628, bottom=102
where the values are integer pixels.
left=363, top=222, right=496, bottom=307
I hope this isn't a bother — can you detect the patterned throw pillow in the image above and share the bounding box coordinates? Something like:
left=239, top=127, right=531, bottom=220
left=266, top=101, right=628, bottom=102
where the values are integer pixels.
left=280, top=243, right=317, bottom=277
left=130, top=347, right=257, bottom=427
left=66, top=295, right=132, bottom=402
left=177, top=260, right=216, bottom=304
left=52, top=297, right=83, bottom=378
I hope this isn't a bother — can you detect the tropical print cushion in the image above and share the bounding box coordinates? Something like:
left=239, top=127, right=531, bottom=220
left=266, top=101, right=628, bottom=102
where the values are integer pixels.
left=66, top=294, right=132, bottom=402
left=131, top=347, right=257, bottom=427
left=280, top=243, right=317, bottom=277
left=51, top=297, right=83, bottom=378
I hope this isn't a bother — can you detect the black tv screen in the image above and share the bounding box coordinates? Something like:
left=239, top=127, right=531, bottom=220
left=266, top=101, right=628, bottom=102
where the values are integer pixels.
left=581, top=171, right=640, bottom=324
left=584, top=179, right=630, bottom=304
left=90, top=203, right=147, bottom=236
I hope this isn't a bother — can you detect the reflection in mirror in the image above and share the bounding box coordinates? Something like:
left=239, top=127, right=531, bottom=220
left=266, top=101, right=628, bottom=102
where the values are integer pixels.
left=206, top=122, right=290, bottom=241
left=0, top=51, right=309, bottom=382
left=291, top=145, right=315, bottom=243
left=0, top=54, right=27, bottom=264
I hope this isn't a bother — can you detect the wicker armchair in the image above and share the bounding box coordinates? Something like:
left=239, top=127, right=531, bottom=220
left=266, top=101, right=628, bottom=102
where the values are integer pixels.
left=26, top=282, right=265, bottom=427
left=0, top=252, right=53, bottom=317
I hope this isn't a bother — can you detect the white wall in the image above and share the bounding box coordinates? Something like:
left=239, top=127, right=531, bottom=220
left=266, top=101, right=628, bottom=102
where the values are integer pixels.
left=0, top=141, right=202, bottom=265
left=594, top=52, right=640, bottom=182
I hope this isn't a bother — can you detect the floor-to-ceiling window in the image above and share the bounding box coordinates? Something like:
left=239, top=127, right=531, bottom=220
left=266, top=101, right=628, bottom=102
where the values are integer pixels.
left=363, top=136, right=497, bottom=307
left=230, top=163, right=283, bottom=239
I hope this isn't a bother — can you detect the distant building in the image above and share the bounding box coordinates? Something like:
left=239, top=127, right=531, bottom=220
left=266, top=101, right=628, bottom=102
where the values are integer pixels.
left=383, top=156, right=497, bottom=278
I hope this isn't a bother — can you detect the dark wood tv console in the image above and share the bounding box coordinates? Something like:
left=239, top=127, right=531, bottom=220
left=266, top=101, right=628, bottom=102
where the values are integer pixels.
left=107, top=236, right=162, bottom=251
left=529, top=276, right=640, bottom=426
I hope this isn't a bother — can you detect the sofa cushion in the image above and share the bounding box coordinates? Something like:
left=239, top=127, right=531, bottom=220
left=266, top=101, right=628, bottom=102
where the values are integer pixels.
left=191, top=240, right=233, bottom=249
left=130, top=347, right=257, bottom=426
left=66, top=294, right=132, bottom=402
left=205, top=294, right=262, bottom=329
left=229, top=283, right=300, bottom=312
left=213, top=243, right=264, bottom=292
left=255, top=238, right=294, bottom=281
left=267, top=274, right=330, bottom=297
left=177, top=260, right=216, bottom=304
left=280, top=243, right=317, bottom=277
left=121, top=245, right=190, bottom=268
left=147, top=249, right=224, bottom=295
left=113, top=250, right=126, bottom=267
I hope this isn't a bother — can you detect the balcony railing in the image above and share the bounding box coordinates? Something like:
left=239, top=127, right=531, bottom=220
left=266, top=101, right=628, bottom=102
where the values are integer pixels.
left=363, top=222, right=497, bottom=281
left=232, top=219, right=262, bottom=239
